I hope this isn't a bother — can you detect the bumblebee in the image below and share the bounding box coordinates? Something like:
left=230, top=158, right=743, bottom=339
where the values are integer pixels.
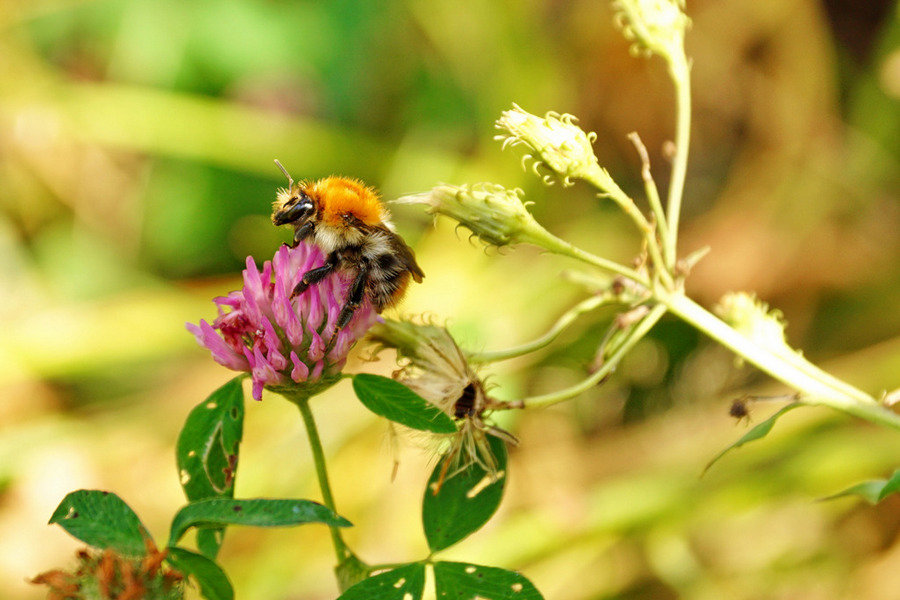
left=271, top=161, right=424, bottom=328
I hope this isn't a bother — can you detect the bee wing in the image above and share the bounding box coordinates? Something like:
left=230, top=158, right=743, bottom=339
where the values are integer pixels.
left=380, top=225, right=425, bottom=282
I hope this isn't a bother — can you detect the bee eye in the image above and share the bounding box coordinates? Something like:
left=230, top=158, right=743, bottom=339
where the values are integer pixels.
left=274, top=193, right=315, bottom=225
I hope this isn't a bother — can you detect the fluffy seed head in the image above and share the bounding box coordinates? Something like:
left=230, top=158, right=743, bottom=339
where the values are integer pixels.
left=370, top=319, right=515, bottom=474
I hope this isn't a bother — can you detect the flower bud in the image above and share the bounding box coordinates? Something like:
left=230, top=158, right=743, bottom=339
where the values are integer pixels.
left=714, top=292, right=796, bottom=359
left=495, top=104, right=604, bottom=186
left=398, top=183, right=542, bottom=249
left=612, top=0, right=690, bottom=61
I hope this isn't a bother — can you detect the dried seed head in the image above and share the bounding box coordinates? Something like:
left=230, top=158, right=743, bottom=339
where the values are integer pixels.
left=31, top=546, right=183, bottom=600
left=369, top=319, right=515, bottom=474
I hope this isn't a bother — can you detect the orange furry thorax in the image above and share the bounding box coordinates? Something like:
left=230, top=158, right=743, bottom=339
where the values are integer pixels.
left=303, top=176, right=384, bottom=227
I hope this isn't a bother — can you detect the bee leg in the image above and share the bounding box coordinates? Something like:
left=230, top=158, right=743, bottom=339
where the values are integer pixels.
left=336, top=265, right=369, bottom=329
left=291, top=222, right=315, bottom=247
left=291, top=256, right=337, bottom=298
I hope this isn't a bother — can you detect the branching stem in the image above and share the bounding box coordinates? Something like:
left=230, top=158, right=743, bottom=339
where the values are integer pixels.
left=469, top=294, right=611, bottom=364
left=517, top=303, right=667, bottom=409
left=521, top=224, right=649, bottom=286
left=660, top=293, right=900, bottom=429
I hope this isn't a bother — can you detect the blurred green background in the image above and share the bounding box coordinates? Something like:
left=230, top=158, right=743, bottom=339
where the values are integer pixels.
left=2, top=0, right=899, bottom=598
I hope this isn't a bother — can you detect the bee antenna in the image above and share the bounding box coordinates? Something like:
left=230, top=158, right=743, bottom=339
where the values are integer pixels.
left=273, top=159, right=294, bottom=188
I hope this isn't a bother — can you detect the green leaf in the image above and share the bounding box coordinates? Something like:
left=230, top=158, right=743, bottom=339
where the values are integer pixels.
left=176, top=377, right=245, bottom=557
left=168, top=497, right=351, bottom=545
left=48, top=490, right=150, bottom=556
left=823, top=469, right=900, bottom=504
left=877, top=469, right=900, bottom=501
left=703, top=402, right=802, bottom=474
left=423, top=435, right=507, bottom=551
left=352, top=374, right=456, bottom=433
left=433, top=561, right=544, bottom=600
left=338, top=563, right=426, bottom=600
left=165, top=546, right=233, bottom=600
left=823, top=480, right=887, bottom=504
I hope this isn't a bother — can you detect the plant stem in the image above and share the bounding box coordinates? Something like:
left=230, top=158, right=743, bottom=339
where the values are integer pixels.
left=296, top=398, right=350, bottom=564
left=661, top=293, right=900, bottom=429
left=630, top=134, right=669, bottom=243
left=521, top=224, right=649, bottom=286
left=579, top=165, right=672, bottom=290
left=518, top=303, right=666, bottom=409
left=469, top=294, right=611, bottom=364
left=664, top=53, right=692, bottom=269
left=583, top=168, right=650, bottom=232
left=627, top=132, right=672, bottom=279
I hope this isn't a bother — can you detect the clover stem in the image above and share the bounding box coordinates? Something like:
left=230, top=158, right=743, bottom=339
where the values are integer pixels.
left=295, top=398, right=350, bottom=564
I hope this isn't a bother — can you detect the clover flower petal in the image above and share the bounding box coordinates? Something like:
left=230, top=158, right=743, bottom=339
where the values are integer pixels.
left=188, top=242, right=381, bottom=400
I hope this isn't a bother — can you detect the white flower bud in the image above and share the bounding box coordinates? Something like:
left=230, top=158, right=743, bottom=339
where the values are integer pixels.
left=398, top=183, right=541, bottom=248
left=495, top=104, right=603, bottom=186
left=612, top=0, right=690, bottom=61
left=714, top=292, right=797, bottom=359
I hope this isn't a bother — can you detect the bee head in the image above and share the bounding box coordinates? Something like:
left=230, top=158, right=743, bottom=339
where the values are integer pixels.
left=272, top=160, right=317, bottom=226
left=273, top=189, right=316, bottom=226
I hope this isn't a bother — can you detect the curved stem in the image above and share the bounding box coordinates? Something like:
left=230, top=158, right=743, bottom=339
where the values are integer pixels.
left=627, top=132, right=674, bottom=288
left=469, top=294, right=610, bottom=364
left=296, top=398, right=350, bottom=564
left=628, top=132, right=670, bottom=249
left=521, top=224, right=649, bottom=286
left=664, top=53, right=692, bottom=268
left=518, top=303, right=666, bottom=409
left=579, top=165, right=672, bottom=290
left=577, top=161, right=650, bottom=233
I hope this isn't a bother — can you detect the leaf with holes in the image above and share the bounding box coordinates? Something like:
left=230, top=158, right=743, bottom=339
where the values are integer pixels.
left=48, top=490, right=150, bottom=556
left=703, top=402, right=802, bottom=474
left=168, top=498, right=351, bottom=546
left=423, top=434, right=507, bottom=551
left=337, top=563, right=426, bottom=600
left=433, top=561, right=544, bottom=600
left=165, top=546, right=233, bottom=600
left=176, top=377, right=245, bottom=557
left=352, top=374, right=457, bottom=433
